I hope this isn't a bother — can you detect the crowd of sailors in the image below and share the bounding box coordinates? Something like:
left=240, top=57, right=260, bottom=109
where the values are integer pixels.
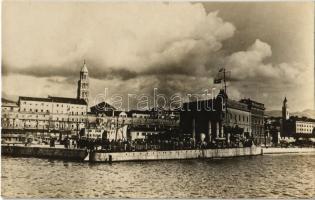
left=45, top=136, right=255, bottom=152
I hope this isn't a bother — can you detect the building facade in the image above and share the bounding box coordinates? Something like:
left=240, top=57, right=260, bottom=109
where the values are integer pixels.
left=294, top=120, right=315, bottom=135
left=240, top=98, right=265, bottom=144
left=180, top=90, right=264, bottom=145
left=281, top=97, right=315, bottom=138
left=1, top=62, right=90, bottom=143
left=2, top=96, right=88, bottom=137
left=90, top=102, right=116, bottom=114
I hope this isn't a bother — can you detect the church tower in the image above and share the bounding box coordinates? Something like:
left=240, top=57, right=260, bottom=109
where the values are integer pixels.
left=282, top=97, right=289, bottom=120
left=77, top=60, right=89, bottom=104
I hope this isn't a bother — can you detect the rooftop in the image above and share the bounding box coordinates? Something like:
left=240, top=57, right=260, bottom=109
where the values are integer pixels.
left=290, top=116, right=315, bottom=123
left=182, top=90, right=264, bottom=112
left=90, top=101, right=116, bottom=113
left=19, top=96, right=52, bottom=102
left=49, top=96, right=87, bottom=105
left=239, top=98, right=265, bottom=109
left=19, top=96, right=87, bottom=105
left=2, top=99, right=18, bottom=107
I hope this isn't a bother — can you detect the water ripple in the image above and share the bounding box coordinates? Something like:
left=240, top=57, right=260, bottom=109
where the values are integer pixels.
left=1, top=154, right=315, bottom=198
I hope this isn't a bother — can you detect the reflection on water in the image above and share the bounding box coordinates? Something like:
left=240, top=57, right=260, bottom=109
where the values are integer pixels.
left=2, top=154, right=315, bottom=198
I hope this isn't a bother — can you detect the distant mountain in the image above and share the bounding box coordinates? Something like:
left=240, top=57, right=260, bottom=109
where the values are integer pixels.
left=265, top=110, right=282, bottom=117
left=294, top=109, right=315, bottom=119
left=265, top=109, right=315, bottom=119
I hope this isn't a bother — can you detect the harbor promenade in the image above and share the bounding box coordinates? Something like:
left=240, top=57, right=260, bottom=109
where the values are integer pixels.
left=3, top=143, right=315, bottom=162
left=262, top=147, right=315, bottom=154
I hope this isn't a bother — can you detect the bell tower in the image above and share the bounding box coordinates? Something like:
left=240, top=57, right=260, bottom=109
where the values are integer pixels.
left=282, top=97, right=289, bottom=120
left=77, top=60, right=89, bottom=104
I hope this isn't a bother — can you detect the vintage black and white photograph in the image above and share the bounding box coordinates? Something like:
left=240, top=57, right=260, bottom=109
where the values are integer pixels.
left=1, top=0, right=315, bottom=198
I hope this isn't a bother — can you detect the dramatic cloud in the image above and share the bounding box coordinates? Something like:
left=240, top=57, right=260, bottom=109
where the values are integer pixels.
left=3, top=2, right=235, bottom=80
left=2, top=75, right=76, bottom=99
left=2, top=2, right=314, bottom=111
left=226, top=39, right=306, bottom=82
left=225, top=39, right=313, bottom=111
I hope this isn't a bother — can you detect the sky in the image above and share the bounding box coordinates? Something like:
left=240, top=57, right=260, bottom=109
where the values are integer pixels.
left=2, top=1, right=314, bottom=112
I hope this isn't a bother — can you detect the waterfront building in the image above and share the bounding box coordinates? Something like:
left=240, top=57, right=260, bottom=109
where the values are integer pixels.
left=1, top=62, right=90, bottom=143
left=180, top=89, right=264, bottom=145
left=240, top=98, right=265, bottom=144
left=281, top=97, right=315, bottom=138
left=90, top=102, right=116, bottom=114
left=224, top=98, right=251, bottom=137
left=84, top=128, right=105, bottom=139
left=264, top=116, right=281, bottom=145
left=284, top=117, right=315, bottom=137
left=19, top=96, right=87, bottom=116
left=1, top=99, right=25, bottom=144
left=2, top=96, right=88, bottom=139
left=294, top=119, right=315, bottom=134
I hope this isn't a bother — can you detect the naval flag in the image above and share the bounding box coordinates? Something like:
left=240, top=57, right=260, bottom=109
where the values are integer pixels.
left=213, top=68, right=224, bottom=84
